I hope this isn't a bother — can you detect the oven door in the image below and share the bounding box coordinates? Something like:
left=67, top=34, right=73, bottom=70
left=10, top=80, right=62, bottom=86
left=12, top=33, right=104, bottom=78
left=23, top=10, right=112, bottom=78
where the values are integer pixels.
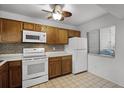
left=22, top=58, right=48, bottom=80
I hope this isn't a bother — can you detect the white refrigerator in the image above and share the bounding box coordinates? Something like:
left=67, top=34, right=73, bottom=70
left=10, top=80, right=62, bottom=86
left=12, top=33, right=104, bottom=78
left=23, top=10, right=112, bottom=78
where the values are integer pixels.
left=65, top=37, right=87, bottom=74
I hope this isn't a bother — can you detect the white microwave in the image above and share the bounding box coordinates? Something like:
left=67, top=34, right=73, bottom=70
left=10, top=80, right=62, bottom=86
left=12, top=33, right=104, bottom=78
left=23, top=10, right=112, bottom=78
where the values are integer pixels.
left=22, top=30, right=46, bottom=43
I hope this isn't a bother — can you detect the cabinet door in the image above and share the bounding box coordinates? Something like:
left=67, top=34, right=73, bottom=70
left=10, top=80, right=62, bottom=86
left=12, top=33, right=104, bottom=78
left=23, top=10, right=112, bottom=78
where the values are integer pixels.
left=0, top=63, right=9, bottom=88
left=46, top=26, right=57, bottom=44
left=56, top=28, right=68, bottom=44
left=68, top=30, right=74, bottom=37
left=41, top=25, right=47, bottom=32
left=74, top=31, right=80, bottom=37
left=62, top=56, right=72, bottom=75
left=23, top=22, right=35, bottom=30
left=49, top=57, right=62, bottom=79
left=68, top=30, right=80, bottom=37
left=1, top=19, right=22, bottom=43
left=35, top=24, right=42, bottom=31
left=9, top=60, right=22, bottom=88
left=35, top=24, right=47, bottom=32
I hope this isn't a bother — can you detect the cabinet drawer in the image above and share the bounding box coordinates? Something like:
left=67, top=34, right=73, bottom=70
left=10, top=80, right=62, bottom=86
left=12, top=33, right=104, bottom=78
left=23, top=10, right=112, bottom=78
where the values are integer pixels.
left=62, top=55, right=72, bottom=60
left=9, top=60, right=21, bottom=67
left=49, top=57, right=61, bottom=62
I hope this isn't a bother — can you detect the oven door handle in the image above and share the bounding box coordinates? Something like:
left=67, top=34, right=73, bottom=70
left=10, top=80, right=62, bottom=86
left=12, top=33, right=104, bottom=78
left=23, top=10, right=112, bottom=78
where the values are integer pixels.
left=33, top=58, right=47, bottom=60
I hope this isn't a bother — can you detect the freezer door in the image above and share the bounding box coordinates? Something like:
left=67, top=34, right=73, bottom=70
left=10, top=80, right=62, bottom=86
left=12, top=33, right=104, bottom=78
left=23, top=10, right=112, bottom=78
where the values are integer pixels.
left=69, top=37, right=87, bottom=50
left=76, top=38, right=87, bottom=49
left=68, top=38, right=77, bottom=50
left=72, top=50, right=87, bottom=74
left=82, top=38, right=87, bottom=50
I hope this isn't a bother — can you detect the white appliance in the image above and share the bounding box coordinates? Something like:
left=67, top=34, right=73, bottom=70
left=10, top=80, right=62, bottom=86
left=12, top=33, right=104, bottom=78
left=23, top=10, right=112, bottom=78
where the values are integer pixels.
left=23, top=30, right=46, bottom=43
left=22, top=48, right=48, bottom=88
left=65, top=37, right=87, bottom=74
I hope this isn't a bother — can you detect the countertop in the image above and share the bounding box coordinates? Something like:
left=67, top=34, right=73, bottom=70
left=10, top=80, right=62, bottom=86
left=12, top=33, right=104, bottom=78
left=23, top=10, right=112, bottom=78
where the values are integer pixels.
left=46, top=51, right=72, bottom=57
left=0, top=51, right=72, bottom=66
left=88, top=53, right=114, bottom=58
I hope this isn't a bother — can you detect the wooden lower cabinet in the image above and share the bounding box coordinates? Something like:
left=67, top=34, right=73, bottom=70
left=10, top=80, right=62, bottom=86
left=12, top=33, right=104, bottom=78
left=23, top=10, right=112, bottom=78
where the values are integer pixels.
left=49, top=57, right=62, bottom=79
left=8, top=60, right=22, bottom=88
left=48, top=55, right=72, bottom=79
left=62, top=56, right=72, bottom=75
left=0, top=63, right=9, bottom=88
left=0, top=60, right=22, bottom=88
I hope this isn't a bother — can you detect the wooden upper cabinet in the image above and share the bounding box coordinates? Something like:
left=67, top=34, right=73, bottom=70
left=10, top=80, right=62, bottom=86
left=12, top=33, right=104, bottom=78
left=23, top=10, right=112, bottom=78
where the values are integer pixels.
left=46, top=26, right=68, bottom=44
left=41, top=25, right=47, bottom=32
left=1, top=19, right=22, bottom=43
left=56, top=28, right=68, bottom=44
left=74, top=31, right=81, bottom=37
left=68, top=30, right=81, bottom=37
left=35, top=24, right=47, bottom=32
left=9, top=60, right=22, bottom=88
left=23, top=22, right=47, bottom=32
left=46, top=26, right=57, bottom=44
left=23, top=22, right=35, bottom=30
left=35, top=24, right=42, bottom=31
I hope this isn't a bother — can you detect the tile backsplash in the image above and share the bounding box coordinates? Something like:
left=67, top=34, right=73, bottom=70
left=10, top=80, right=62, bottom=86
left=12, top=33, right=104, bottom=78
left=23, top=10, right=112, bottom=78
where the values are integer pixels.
left=0, top=43, right=64, bottom=54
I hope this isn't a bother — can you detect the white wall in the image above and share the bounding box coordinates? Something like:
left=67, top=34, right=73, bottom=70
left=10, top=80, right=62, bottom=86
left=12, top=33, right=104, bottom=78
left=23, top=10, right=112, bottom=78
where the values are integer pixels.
left=0, top=10, right=78, bottom=30
left=79, top=13, right=120, bottom=37
left=78, top=13, right=124, bottom=87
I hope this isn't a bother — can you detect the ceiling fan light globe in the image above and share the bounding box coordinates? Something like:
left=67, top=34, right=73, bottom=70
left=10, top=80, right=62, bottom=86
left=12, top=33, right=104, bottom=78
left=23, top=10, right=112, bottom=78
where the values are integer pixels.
left=52, top=13, right=62, bottom=20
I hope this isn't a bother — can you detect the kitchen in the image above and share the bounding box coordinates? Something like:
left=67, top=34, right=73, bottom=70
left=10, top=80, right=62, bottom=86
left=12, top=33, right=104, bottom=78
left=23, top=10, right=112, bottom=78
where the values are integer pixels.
left=0, top=4, right=124, bottom=88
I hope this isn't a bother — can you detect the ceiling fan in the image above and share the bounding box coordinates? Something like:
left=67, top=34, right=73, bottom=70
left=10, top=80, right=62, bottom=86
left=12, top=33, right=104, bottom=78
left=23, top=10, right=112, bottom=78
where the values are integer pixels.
left=42, top=4, right=72, bottom=21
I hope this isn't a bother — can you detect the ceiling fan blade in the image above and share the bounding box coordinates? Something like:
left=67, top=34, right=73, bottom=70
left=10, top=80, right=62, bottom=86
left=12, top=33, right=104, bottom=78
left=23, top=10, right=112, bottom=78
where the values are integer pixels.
left=60, top=17, right=64, bottom=21
left=42, top=9, right=53, bottom=13
left=62, top=11, right=72, bottom=17
left=46, top=13, right=53, bottom=19
left=47, top=16, right=52, bottom=19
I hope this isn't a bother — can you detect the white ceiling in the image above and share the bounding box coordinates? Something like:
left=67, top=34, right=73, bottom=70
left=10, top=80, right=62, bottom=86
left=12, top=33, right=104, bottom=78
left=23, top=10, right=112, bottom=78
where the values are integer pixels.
left=0, top=4, right=107, bottom=26
left=98, top=4, right=124, bottom=19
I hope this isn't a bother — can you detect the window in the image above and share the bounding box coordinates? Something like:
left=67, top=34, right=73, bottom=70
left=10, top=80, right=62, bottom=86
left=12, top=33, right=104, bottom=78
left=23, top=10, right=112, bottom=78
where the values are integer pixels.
left=87, top=26, right=115, bottom=57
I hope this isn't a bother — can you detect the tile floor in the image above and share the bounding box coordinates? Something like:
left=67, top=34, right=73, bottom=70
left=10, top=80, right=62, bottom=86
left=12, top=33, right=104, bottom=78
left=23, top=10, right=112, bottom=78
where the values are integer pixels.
left=31, top=72, right=122, bottom=88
